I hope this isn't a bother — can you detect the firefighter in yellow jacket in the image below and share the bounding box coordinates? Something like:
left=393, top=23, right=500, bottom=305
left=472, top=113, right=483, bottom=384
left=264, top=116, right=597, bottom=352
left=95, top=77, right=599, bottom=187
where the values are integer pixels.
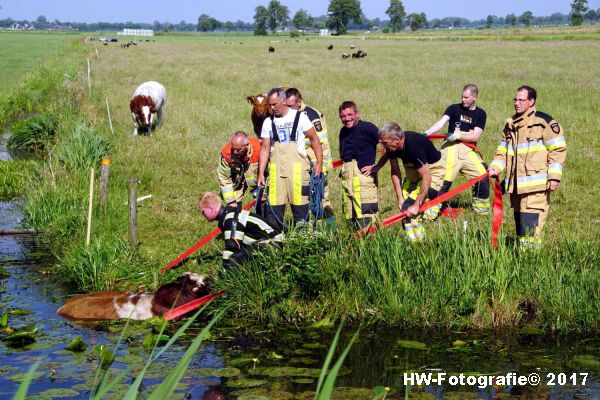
left=285, top=87, right=334, bottom=221
left=217, top=131, right=261, bottom=209
left=488, top=85, right=567, bottom=248
left=258, top=88, right=323, bottom=232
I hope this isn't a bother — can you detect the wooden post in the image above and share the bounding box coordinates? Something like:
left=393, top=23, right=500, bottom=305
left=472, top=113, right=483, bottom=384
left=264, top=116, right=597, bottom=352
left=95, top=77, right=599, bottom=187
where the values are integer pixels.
left=95, top=47, right=99, bottom=59
left=99, top=158, right=111, bottom=213
left=86, top=168, right=95, bottom=246
left=128, top=177, right=140, bottom=247
left=87, top=58, right=91, bottom=98
left=105, top=96, right=114, bottom=135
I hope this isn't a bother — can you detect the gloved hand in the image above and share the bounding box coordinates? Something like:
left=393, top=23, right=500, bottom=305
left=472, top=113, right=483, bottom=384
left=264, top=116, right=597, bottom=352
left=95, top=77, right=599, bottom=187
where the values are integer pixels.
left=421, top=131, right=429, bottom=136
left=447, top=132, right=462, bottom=142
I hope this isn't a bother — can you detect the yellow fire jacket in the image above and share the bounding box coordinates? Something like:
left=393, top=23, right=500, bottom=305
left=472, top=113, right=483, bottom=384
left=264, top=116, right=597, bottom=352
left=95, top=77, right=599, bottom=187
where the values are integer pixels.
left=490, top=107, right=566, bottom=195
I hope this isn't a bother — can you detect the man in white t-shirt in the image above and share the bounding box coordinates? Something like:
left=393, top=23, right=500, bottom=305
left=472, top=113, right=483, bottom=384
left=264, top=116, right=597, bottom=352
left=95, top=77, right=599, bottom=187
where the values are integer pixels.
left=258, top=87, right=323, bottom=231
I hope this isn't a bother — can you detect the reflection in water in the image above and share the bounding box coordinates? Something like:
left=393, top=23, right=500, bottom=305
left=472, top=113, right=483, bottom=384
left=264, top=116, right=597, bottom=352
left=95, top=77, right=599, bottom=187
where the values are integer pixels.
left=1, top=200, right=599, bottom=399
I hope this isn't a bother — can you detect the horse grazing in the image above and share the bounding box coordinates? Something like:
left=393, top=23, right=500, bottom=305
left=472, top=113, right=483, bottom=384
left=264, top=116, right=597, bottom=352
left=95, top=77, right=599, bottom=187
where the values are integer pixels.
left=57, top=272, right=211, bottom=321
left=129, top=81, right=166, bottom=136
left=246, top=93, right=272, bottom=137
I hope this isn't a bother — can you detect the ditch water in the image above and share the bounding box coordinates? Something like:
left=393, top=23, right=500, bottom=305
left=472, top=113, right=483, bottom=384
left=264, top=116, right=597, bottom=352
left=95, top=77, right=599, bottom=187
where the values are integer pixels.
left=1, top=151, right=599, bottom=399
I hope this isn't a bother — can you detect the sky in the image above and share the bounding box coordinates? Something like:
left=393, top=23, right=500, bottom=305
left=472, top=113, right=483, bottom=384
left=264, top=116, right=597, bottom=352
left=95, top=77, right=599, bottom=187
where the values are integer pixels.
left=1, top=0, right=596, bottom=24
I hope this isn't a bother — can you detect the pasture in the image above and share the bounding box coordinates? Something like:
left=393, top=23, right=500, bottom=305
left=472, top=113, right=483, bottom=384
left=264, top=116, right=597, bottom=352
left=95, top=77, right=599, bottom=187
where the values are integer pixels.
left=86, top=32, right=600, bottom=260
left=2, top=29, right=600, bottom=330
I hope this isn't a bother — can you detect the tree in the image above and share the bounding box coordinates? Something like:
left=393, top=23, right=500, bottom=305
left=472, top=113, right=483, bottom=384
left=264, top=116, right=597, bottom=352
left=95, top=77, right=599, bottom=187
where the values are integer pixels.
left=407, top=12, right=427, bottom=31
left=327, top=0, right=362, bottom=35
left=292, top=9, right=313, bottom=30
left=519, top=11, right=533, bottom=27
left=386, top=0, right=406, bottom=32
left=486, top=15, right=493, bottom=28
left=198, top=14, right=218, bottom=32
left=585, top=9, right=598, bottom=23
left=267, top=0, right=289, bottom=33
left=224, top=21, right=234, bottom=32
left=506, top=13, right=517, bottom=26
left=570, top=0, right=588, bottom=26
left=254, top=5, right=269, bottom=35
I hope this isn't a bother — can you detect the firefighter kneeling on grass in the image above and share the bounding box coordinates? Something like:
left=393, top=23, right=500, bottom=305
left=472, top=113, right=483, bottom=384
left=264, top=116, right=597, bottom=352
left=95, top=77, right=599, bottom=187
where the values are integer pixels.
left=199, top=192, right=283, bottom=270
left=217, top=131, right=261, bottom=211
left=257, top=88, right=323, bottom=232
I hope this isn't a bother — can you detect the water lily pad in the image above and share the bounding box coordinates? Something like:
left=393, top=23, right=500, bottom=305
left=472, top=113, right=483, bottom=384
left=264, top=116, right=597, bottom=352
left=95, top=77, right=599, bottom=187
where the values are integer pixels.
left=252, top=366, right=322, bottom=378
left=231, top=388, right=295, bottom=400
left=65, top=336, right=86, bottom=352
left=452, top=340, right=467, bottom=348
left=569, top=354, right=600, bottom=370
left=519, top=326, right=544, bottom=335
left=226, top=378, right=268, bottom=388
left=289, top=357, right=319, bottom=365
left=10, top=371, right=45, bottom=382
left=397, top=340, right=428, bottom=350
left=302, top=342, right=324, bottom=349
left=142, top=333, right=170, bottom=348
left=38, top=388, right=80, bottom=398
left=2, top=325, right=37, bottom=347
left=331, top=386, right=375, bottom=399
left=268, top=351, right=284, bottom=359
left=93, top=344, right=115, bottom=369
left=308, top=317, right=334, bottom=329
left=293, top=348, right=313, bottom=355
left=291, top=378, right=314, bottom=384
left=229, top=357, right=254, bottom=367
left=195, top=367, right=241, bottom=377
left=0, top=313, right=8, bottom=327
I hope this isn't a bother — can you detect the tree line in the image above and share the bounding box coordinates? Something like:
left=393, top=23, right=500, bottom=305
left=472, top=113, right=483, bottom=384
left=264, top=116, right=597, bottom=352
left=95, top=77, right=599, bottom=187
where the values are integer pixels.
left=0, top=0, right=597, bottom=33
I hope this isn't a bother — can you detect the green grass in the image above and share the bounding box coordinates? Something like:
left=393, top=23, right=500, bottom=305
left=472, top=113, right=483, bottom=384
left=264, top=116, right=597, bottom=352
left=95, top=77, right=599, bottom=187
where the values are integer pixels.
left=2, top=28, right=600, bottom=330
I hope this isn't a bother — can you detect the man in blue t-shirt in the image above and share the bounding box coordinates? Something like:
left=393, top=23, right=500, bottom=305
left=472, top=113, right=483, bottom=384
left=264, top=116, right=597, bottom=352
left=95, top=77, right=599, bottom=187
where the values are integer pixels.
left=338, top=100, right=380, bottom=229
left=423, top=84, right=490, bottom=219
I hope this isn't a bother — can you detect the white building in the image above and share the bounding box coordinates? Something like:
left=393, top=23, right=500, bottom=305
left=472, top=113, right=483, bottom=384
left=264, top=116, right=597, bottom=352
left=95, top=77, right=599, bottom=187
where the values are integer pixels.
left=118, top=29, right=154, bottom=37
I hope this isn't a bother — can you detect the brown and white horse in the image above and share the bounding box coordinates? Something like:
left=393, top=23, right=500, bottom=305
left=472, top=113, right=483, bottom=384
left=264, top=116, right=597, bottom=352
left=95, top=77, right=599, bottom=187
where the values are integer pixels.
left=130, top=81, right=166, bottom=136
left=57, top=272, right=210, bottom=321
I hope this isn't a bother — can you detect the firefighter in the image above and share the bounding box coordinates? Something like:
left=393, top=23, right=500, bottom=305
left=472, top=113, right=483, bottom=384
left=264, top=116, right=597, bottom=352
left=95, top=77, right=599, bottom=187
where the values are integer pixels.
left=217, top=131, right=261, bottom=210
left=423, top=84, right=490, bottom=219
left=199, top=192, right=283, bottom=270
left=363, top=122, right=444, bottom=242
left=257, top=88, right=323, bottom=232
left=285, top=87, right=335, bottom=222
left=488, top=85, right=567, bottom=249
left=338, top=101, right=380, bottom=229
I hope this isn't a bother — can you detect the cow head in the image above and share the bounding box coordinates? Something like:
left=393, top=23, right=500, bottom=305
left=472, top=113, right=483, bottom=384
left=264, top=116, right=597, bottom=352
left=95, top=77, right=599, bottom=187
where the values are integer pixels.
left=130, top=95, right=156, bottom=130
left=247, top=94, right=271, bottom=136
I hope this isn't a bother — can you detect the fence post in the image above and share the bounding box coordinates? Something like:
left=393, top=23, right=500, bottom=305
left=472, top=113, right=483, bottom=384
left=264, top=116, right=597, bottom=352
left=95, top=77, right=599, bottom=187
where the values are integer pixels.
left=99, top=158, right=111, bottom=213
left=128, top=177, right=140, bottom=247
left=105, top=96, right=114, bottom=135
left=86, top=168, right=95, bottom=246
left=87, top=58, right=91, bottom=98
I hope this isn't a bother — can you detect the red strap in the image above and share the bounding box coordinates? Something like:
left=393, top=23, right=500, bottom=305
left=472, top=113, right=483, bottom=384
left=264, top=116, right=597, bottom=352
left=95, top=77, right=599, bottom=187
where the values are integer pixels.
left=163, top=290, right=224, bottom=321
left=160, top=201, right=256, bottom=274
left=491, top=177, right=503, bottom=248
left=356, top=173, right=488, bottom=238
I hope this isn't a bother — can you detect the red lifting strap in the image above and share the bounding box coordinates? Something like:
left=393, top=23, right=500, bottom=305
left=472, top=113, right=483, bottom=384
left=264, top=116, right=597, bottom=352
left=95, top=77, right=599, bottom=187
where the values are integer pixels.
left=491, top=177, right=503, bottom=248
left=356, top=173, right=489, bottom=238
left=163, top=290, right=224, bottom=321
left=160, top=201, right=256, bottom=274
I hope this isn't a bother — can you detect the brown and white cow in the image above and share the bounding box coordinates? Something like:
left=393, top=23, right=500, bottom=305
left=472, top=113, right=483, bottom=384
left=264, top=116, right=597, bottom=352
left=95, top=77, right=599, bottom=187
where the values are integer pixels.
left=130, top=81, right=166, bottom=136
left=57, top=272, right=210, bottom=321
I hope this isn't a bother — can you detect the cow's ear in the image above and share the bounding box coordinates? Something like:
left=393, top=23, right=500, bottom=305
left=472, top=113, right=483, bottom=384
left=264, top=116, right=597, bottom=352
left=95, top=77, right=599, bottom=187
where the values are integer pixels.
left=246, top=96, right=254, bottom=104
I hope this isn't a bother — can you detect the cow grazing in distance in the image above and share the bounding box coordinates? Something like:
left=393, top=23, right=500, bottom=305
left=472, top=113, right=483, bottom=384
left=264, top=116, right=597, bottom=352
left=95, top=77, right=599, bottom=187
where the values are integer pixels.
left=247, top=94, right=272, bottom=137
left=129, top=81, right=166, bottom=136
left=327, top=44, right=334, bottom=50
left=341, top=52, right=350, bottom=59
left=352, top=50, right=368, bottom=58
left=268, top=46, right=275, bottom=53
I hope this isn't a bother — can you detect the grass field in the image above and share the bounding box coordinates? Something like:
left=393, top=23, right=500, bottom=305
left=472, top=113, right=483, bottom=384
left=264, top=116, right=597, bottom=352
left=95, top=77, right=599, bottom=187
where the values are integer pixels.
left=2, top=27, right=600, bottom=330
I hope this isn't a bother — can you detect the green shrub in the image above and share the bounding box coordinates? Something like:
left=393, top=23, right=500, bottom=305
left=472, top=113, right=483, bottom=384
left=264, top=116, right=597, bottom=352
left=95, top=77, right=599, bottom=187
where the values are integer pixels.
left=8, top=113, right=58, bottom=154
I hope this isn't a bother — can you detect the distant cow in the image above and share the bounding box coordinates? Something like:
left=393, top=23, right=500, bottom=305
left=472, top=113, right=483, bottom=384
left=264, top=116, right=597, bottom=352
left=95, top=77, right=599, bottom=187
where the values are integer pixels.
left=268, top=46, right=275, bottom=53
left=352, top=50, right=368, bottom=58
left=246, top=94, right=272, bottom=137
left=327, top=44, right=333, bottom=50
left=341, top=52, right=350, bottom=59
left=130, top=81, right=166, bottom=136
